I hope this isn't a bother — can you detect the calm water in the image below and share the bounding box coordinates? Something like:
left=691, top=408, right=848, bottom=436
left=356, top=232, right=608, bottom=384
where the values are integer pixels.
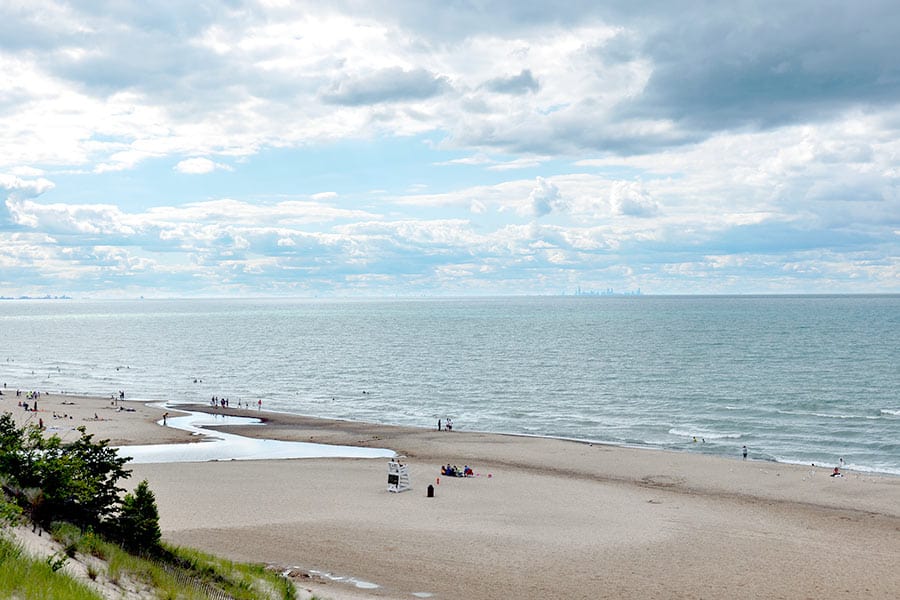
left=1, top=296, right=898, bottom=474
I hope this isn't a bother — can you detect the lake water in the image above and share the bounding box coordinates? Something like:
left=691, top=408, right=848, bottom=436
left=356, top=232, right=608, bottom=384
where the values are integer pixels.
left=1, top=295, right=897, bottom=474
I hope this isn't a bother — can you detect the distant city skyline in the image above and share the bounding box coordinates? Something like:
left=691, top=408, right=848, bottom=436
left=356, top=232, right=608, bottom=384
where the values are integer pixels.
left=1, top=2, right=899, bottom=298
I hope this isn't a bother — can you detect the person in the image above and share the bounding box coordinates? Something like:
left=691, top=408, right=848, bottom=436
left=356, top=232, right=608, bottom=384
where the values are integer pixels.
left=831, top=467, right=843, bottom=478
left=742, top=445, right=748, bottom=460
left=446, top=418, right=453, bottom=431
left=438, top=418, right=442, bottom=431
left=839, top=457, right=844, bottom=469
left=163, top=412, right=169, bottom=425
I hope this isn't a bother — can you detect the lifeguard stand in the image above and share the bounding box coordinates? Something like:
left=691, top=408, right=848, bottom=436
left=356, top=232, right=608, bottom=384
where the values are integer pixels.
left=387, top=459, right=411, bottom=493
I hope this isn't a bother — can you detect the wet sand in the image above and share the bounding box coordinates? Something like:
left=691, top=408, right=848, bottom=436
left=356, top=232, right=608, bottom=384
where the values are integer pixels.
left=4, top=391, right=900, bottom=599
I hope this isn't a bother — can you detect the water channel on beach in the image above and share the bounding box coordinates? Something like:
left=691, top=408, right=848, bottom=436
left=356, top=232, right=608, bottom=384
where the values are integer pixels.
left=116, top=408, right=396, bottom=464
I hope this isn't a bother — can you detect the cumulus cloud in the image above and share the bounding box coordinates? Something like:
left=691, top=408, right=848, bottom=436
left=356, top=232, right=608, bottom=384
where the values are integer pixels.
left=609, top=181, right=658, bottom=217
left=1, top=174, right=55, bottom=227
left=174, top=157, right=232, bottom=174
left=3, top=1, right=900, bottom=168
left=1, top=2, right=899, bottom=295
left=529, top=177, right=566, bottom=217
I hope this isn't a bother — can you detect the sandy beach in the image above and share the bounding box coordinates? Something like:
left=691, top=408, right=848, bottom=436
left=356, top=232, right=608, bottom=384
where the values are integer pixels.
left=3, top=390, right=900, bottom=599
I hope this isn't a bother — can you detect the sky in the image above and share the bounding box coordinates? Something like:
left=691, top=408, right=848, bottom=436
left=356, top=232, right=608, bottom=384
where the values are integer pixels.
left=1, top=1, right=899, bottom=298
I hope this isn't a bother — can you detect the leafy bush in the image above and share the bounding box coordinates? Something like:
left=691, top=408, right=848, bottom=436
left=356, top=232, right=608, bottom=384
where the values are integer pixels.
left=0, top=413, right=131, bottom=532
left=0, top=494, right=22, bottom=527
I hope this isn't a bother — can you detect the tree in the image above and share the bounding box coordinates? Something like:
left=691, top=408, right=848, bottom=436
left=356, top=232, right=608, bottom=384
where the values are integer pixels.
left=0, top=414, right=132, bottom=531
left=116, top=480, right=161, bottom=554
left=56, top=427, right=132, bottom=530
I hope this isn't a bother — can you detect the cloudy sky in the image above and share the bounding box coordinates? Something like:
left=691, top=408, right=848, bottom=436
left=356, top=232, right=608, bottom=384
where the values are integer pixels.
left=2, top=1, right=899, bottom=298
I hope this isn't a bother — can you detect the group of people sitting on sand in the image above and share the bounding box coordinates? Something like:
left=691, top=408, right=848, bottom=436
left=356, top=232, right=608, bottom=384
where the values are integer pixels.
left=441, top=464, right=474, bottom=477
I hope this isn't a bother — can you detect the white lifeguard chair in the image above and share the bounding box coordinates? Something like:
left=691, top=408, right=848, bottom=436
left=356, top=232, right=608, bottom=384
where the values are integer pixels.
left=387, top=459, right=411, bottom=493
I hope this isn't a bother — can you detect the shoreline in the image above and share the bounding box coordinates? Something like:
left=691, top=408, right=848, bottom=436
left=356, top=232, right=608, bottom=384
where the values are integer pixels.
left=4, top=390, right=900, bottom=599
left=9, top=390, right=899, bottom=516
left=180, top=402, right=900, bottom=517
left=7, top=382, right=897, bottom=477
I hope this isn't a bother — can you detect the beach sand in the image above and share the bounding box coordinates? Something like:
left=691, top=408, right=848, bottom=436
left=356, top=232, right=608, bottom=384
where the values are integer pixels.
left=3, top=391, right=899, bottom=599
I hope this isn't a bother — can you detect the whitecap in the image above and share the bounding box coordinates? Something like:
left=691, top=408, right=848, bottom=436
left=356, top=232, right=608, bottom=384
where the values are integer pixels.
left=668, top=428, right=742, bottom=440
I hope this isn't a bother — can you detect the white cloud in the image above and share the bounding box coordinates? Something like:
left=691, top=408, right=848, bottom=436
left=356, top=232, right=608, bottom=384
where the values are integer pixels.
left=0, top=174, right=55, bottom=200
left=1, top=174, right=55, bottom=225
left=487, top=157, right=545, bottom=171
left=174, top=157, right=232, bottom=174
left=609, top=181, right=658, bottom=217
left=435, top=154, right=545, bottom=170
left=1, top=2, right=899, bottom=296
left=10, top=166, right=46, bottom=177
left=528, top=177, right=565, bottom=217
left=311, top=191, right=338, bottom=200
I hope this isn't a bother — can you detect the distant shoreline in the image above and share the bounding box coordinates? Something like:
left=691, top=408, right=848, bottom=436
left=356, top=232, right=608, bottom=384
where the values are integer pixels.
left=3, top=292, right=900, bottom=302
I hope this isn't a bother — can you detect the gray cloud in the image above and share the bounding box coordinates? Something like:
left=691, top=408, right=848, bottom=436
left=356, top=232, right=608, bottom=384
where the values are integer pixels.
left=484, top=69, right=539, bottom=95
left=322, top=68, right=450, bottom=106
left=627, top=2, right=900, bottom=132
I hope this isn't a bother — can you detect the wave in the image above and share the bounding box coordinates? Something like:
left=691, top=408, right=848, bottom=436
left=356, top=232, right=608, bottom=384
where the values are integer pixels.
left=668, top=428, right=742, bottom=440
left=880, top=409, right=900, bottom=417
left=777, top=409, right=883, bottom=420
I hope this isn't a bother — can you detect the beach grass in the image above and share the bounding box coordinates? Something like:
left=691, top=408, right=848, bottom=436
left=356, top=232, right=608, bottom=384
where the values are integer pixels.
left=48, top=521, right=298, bottom=600
left=1, top=522, right=301, bottom=600
left=0, top=534, right=105, bottom=600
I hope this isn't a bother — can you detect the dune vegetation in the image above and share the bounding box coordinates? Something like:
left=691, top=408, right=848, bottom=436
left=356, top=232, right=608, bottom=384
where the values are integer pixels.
left=0, top=412, right=299, bottom=600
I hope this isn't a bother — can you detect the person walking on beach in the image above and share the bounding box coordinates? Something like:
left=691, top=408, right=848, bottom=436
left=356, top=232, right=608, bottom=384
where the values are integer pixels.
left=438, top=418, right=442, bottom=431
left=742, top=445, right=748, bottom=460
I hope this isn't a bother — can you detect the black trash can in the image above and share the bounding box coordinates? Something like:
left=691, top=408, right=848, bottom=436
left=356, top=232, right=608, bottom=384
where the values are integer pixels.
left=427, top=484, right=434, bottom=498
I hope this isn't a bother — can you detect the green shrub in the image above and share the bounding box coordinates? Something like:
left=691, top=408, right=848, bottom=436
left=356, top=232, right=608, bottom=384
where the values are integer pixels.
left=0, top=414, right=131, bottom=532
left=0, top=494, right=21, bottom=527
left=115, top=479, right=162, bottom=554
